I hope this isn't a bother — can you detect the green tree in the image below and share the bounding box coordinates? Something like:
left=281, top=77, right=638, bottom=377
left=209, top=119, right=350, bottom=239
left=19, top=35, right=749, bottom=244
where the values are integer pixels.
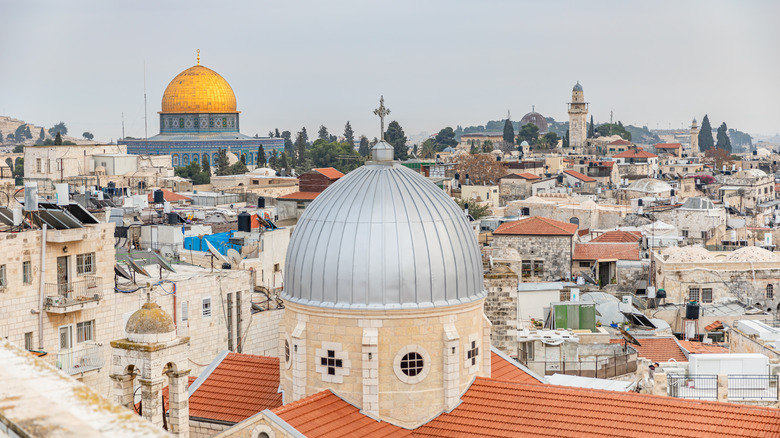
left=257, top=144, right=266, bottom=166
left=14, top=125, right=26, bottom=142
left=470, top=142, right=480, bottom=155
left=294, top=131, right=307, bottom=168
left=48, top=122, right=68, bottom=137
left=482, top=140, right=493, bottom=153
left=301, top=127, right=309, bottom=144
left=595, top=123, right=631, bottom=141
left=228, top=160, right=248, bottom=175
left=279, top=152, right=290, bottom=175
left=37, top=128, right=45, bottom=144
left=274, top=128, right=280, bottom=138
left=24, top=125, right=32, bottom=139
left=343, top=121, right=355, bottom=147
left=240, top=153, right=247, bottom=164
left=12, top=144, right=24, bottom=153
left=174, top=161, right=210, bottom=184
left=455, top=198, right=489, bottom=220
left=282, top=130, right=294, bottom=156
left=538, top=132, right=560, bottom=148
left=54, top=132, right=63, bottom=145
left=202, top=155, right=211, bottom=176
left=420, top=138, right=436, bottom=159
left=13, top=158, right=24, bottom=184
left=698, top=114, right=714, bottom=153
left=434, top=127, right=458, bottom=151
left=214, top=149, right=231, bottom=176
left=384, top=120, right=408, bottom=160
left=318, top=125, right=329, bottom=141
left=502, top=119, right=514, bottom=145
left=588, top=115, right=595, bottom=138
left=563, top=129, right=570, bottom=148
left=517, top=123, right=540, bottom=145
left=358, top=136, right=370, bottom=157
left=308, top=139, right=362, bottom=173
left=82, top=131, right=94, bottom=140
left=716, top=122, right=732, bottom=153
left=268, top=150, right=278, bottom=170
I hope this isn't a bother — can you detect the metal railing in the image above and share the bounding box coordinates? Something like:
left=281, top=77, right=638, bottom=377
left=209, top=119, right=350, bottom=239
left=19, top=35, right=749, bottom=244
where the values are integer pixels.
left=56, top=344, right=104, bottom=375
left=668, top=374, right=718, bottom=400
left=44, top=276, right=103, bottom=308
left=728, top=375, right=779, bottom=401
left=519, top=354, right=637, bottom=378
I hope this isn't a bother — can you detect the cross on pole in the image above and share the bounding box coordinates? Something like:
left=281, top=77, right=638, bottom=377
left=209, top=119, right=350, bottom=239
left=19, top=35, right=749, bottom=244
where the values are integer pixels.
left=373, top=96, right=391, bottom=141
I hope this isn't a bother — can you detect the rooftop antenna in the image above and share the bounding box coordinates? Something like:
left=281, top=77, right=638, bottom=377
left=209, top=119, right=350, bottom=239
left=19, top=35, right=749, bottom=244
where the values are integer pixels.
left=121, top=112, right=125, bottom=140
left=532, top=105, right=535, bottom=113
left=373, top=96, right=390, bottom=141
left=507, top=109, right=511, bottom=121
left=143, top=61, right=149, bottom=155
left=610, top=110, right=613, bottom=124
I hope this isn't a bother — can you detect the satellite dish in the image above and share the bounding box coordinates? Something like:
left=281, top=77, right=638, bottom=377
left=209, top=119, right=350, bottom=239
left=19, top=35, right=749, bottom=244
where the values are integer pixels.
left=206, top=240, right=229, bottom=264
left=227, top=248, right=242, bottom=267
left=125, top=257, right=150, bottom=277
left=151, top=251, right=176, bottom=273
left=114, top=265, right=133, bottom=281
left=618, top=326, right=642, bottom=346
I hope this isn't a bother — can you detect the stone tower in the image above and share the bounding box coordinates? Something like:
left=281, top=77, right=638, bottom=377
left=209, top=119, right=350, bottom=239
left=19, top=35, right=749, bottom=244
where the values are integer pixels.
left=110, top=299, right=190, bottom=437
left=690, top=118, right=700, bottom=156
left=568, top=81, right=589, bottom=149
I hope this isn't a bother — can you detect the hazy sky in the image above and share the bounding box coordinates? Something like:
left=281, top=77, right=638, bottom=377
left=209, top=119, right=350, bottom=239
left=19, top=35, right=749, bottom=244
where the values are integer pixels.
left=1, top=1, right=778, bottom=143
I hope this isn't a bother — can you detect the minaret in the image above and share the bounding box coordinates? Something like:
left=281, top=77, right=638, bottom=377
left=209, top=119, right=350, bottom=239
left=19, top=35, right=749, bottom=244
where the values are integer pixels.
left=567, top=81, right=588, bottom=149
left=690, top=118, right=700, bottom=156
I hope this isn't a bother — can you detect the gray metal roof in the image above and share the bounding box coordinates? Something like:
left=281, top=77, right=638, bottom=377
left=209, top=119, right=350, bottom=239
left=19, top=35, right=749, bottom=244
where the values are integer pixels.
left=283, top=162, right=485, bottom=310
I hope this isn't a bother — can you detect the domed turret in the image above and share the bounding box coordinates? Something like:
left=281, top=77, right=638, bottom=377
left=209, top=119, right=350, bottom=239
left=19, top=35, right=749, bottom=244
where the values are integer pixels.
left=161, top=65, right=238, bottom=114
left=125, top=302, right=176, bottom=343
left=573, top=81, right=583, bottom=92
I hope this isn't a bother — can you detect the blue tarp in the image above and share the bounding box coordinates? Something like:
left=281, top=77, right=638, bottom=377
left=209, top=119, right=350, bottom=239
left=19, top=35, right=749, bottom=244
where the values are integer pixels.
left=184, top=231, right=241, bottom=256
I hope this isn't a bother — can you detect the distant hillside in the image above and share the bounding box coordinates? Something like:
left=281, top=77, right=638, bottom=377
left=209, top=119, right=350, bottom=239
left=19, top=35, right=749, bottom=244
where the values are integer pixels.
left=0, top=115, right=97, bottom=148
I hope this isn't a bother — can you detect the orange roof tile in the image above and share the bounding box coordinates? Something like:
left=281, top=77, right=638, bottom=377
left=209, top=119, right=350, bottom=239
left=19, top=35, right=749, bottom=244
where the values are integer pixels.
left=613, top=148, right=658, bottom=159
left=591, top=230, right=642, bottom=243
left=574, top=242, right=640, bottom=261
left=147, top=188, right=191, bottom=202
left=188, top=353, right=282, bottom=424
left=516, top=172, right=541, bottom=180
left=608, top=139, right=633, bottom=145
left=610, top=337, right=687, bottom=362
left=656, top=143, right=682, bottom=149
left=677, top=340, right=729, bottom=355
left=414, top=377, right=780, bottom=438
left=589, top=160, right=615, bottom=168
left=489, top=349, right=545, bottom=384
left=563, top=169, right=596, bottom=183
left=277, top=191, right=320, bottom=200
left=494, top=216, right=578, bottom=236
left=705, top=320, right=724, bottom=331
left=273, top=390, right=412, bottom=438
left=313, top=167, right=345, bottom=180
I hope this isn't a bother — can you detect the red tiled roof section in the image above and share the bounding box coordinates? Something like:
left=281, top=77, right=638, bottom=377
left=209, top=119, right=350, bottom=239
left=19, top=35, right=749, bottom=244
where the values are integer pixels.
left=313, top=167, right=344, bottom=180
left=414, top=377, right=780, bottom=438
left=189, top=353, right=282, bottom=424
left=608, top=139, right=633, bottom=145
left=589, top=161, right=615, bottom=167
left=147, top=188, right=191, bottom=202
left=677, top=340, right=729, bottom=354
left=563, top=169, right=596, bottom=183
left=516, top=172, right=541, bottom=180
left=277, top=191, right=320, bottom=200
left=613, top=148, right=658, bottom=159
left=591, top=230, right=642, bottom=243
left=656, top=143, right=682, bottom=149
left=273, top=390, right=412, bottom=438
left=494, top=216, right=578, bottom=236
left=574, top=242, right=640, bottom=261
left=489, top=351, right=543, bottom=384
left=609, top=337, right=687, bottom=362
left=705, top=320, right=724, bottom=331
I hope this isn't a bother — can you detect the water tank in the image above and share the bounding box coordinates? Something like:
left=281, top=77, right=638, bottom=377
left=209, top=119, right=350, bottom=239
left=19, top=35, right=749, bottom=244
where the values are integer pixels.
left=167, top=212, right=178, bottom=225
left=656, top=289, right=667, bottom=299
left=23, top=182, right=38, bottom=212
left=222, top=262, right=232, bottom=270
left=237, top=211, right=252, bottom=232
left=257, top=197, right=266, bottom=208
left=686, top=302, right=700, bottom=320
left=153, top=189, right=165, bottom=204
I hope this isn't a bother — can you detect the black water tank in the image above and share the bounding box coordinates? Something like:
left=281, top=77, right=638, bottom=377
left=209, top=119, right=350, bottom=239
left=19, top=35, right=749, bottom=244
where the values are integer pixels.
left=237, top=211, right=252, bottom=232
left=153, top=189, right=165, bottom=204
left=257, top=197, right=265, bottom=208
left=167, top=212, right=178, bottom=225
left=686, top=302, right=700, bottom=320
left=656, top=289, right=667, bottom=299
left=222, top=262, right=232, bottom=270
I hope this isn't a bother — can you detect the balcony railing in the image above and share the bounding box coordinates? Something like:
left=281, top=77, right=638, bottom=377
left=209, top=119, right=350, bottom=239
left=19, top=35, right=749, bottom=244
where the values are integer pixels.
left=728, top=375, right=779, bottom=401
left=668, top=374, right=779, bottom=401
left=667, top=374, right=718, bottom=400
left=56, top=344, right=104, bottom=375
left=44, top=276, right=103, bottom=310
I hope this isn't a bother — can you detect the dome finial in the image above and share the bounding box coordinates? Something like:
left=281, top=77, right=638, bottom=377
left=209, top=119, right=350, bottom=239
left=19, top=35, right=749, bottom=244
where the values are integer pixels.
left=197, top=49, right=200, bottom=65
left=373, top=95, right=391, bottom=141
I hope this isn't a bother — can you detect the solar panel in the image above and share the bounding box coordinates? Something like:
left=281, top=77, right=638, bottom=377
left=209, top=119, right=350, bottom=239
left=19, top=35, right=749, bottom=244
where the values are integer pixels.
left=64, top=203, right=100, bottom=224
left=0, top=207, right=14, bottom=226
left=38, top=209, right=83, bottom=230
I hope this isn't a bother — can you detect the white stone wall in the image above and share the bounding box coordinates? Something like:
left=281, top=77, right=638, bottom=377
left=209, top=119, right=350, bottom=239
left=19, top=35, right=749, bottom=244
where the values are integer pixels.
left=24, top=144, right=126, bottom=182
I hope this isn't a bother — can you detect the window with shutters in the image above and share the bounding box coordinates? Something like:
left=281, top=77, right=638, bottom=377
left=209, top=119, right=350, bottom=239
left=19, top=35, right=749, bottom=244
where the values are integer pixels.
left=202, top=297, right=212, bottom=318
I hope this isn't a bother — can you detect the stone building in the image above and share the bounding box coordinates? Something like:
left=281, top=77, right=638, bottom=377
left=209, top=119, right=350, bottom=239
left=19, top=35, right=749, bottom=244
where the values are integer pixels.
left=718, top=169, right=775, bottom=212
left=461, top=183, right=500, bottom=208
left=571, top=160, right=619, bottom=186
left=613, top=148, right=659, bottom=177
left=498, top=172, right=540, bottom=204
left=655, top=143, right=683, bottom=159
left=567, top=82, right=588, bottom=149
left=653, top=197, right=727, bottom=245
left=492, top=216, right=577, bottom=281
left=276, top=167, right=344, bottom=222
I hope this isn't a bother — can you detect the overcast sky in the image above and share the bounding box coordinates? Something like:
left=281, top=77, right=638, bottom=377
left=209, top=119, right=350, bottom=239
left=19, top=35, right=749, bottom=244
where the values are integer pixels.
left=1, top=1, right=778, bottom=143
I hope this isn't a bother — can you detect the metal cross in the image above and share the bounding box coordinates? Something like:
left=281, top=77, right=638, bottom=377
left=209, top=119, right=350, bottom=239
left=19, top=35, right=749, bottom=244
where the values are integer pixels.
left=373, top=96, right=391, bottom=140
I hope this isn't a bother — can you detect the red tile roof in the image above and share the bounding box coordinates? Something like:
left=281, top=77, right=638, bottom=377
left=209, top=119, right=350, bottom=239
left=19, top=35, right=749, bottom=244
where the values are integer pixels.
left=591, top=160, right=615, bottom=168
left=147, top=188, right=191, bottom=203
left=515, top=172, right=541, bottom=180
left=705, top=320, right=724, bottom=331
left=189, top=353, right=282, bottom=424
left=489, top=349, right=545, bottom=384
left=563, top=169, right=596, bottom=183
left=414, top=377, right=780, bottom=438
left=608, top=139, right=633, bottom=145
left=677, top=340, right=729, bottom=355
left=273, top=390, right=412, bottom=438
left=313, top=167, right=345, bottom=180
left=574, top=242, right=640, bottom=261
left=277, top=191, right=320, bottom=200
left=613, top=148, right=658, bottom=159
left=494, top=216, right=578, bottom=236
left=656, top=143, right=682, bottom=149
left=610, top=337, right=687, bottom=362
left=591, top=230, right=642, bottom=243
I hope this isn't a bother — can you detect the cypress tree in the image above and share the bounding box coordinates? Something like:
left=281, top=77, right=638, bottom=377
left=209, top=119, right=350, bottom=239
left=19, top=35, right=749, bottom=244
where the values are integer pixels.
left=295, top=131, right=307, bottom=166
left=502, top=119, right=514, bottom=145
left=716, top=122, right=732, bottom=153
left=318, top=125, right=328, bottom=140
left=588, top=115, right=595, bottom=138
left=698, top=115, right=714, bottom=152
left=358, top=136, right=370, bottom=157
left=384, top=121, right=408, bottom=160
left=54, top=132, right=63, bottom=145
left=257, top=144, right=266, bottom=166
left=343, top=121, right=355, bottom=147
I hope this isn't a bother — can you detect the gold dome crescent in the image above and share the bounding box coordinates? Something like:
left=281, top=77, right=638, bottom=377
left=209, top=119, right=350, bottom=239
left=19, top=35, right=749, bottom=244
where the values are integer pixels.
left=160, top=65, right=238, bottom=114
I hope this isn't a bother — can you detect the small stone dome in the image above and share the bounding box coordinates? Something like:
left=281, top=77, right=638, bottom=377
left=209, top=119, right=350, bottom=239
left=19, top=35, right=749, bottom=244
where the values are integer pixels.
left=520, top=140, right=530, bottom=146
left=626, top=178, right=672, bottom=194
left=573, top=81, right=583, bottom=92
left=125, top=302, right=176, bottom=343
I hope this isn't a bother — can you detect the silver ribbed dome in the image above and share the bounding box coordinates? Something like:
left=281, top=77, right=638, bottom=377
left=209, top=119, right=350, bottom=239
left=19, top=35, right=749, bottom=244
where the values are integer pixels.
left=283, top=162, right=485, bottom=310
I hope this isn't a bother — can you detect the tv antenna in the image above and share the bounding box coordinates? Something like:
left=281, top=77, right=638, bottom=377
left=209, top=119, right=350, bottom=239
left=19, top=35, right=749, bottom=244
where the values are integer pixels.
left=143, top=61, right=149, bottom=155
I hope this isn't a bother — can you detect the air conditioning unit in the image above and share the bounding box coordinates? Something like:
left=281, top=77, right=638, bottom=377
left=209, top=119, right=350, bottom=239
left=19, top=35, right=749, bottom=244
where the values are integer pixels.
left=46, top=296, right=61, bottom=306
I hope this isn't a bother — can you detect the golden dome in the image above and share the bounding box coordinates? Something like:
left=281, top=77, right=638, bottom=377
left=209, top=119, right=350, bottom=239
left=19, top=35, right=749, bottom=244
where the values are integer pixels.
left=160, top=64, right=238, bottom=114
